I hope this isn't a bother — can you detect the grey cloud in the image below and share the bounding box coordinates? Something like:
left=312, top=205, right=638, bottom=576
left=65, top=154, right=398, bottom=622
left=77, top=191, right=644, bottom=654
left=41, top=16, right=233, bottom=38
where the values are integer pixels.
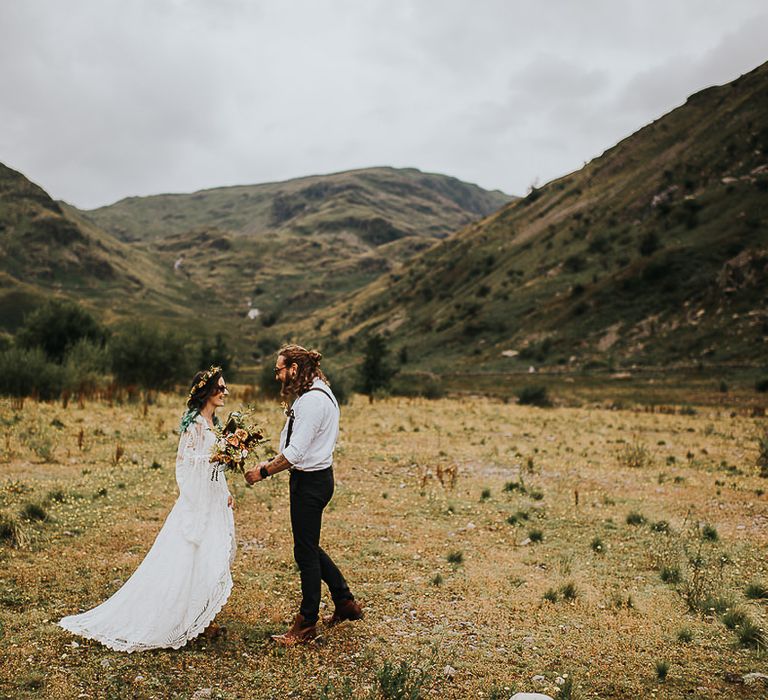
left=0, top=0, right=766, bottom=207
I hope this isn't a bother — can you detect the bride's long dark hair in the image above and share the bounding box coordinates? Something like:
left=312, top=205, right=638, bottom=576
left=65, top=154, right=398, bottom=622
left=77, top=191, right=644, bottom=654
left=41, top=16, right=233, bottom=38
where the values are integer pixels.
left=179, top=367, right=223, bottom=433
left=187, top=368, right=223, bottom=410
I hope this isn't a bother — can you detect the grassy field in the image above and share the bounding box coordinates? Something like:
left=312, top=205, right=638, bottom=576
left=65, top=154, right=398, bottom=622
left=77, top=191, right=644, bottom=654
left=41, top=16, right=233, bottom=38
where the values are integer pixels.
left=1, top=389, right=767, bottom=699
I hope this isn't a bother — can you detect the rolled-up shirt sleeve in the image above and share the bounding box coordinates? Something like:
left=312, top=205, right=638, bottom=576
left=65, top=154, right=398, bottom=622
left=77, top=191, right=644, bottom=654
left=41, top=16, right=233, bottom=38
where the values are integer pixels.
left=282, top=394, right=327, bottom=466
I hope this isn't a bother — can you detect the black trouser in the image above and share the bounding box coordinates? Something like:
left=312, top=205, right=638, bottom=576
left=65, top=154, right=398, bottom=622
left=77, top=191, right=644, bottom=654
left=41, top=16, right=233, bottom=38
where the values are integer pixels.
left=289, top=467, right=352, bottom=624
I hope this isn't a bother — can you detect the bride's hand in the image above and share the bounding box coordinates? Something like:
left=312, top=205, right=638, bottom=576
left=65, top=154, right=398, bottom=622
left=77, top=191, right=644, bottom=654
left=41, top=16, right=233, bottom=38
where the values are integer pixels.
left=227, top=494, right=234, bottom=509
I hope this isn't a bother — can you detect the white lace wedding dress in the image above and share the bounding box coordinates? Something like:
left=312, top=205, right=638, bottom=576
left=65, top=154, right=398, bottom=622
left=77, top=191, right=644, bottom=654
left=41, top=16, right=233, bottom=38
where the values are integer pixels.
left=59, top=414, right=236, bottom=652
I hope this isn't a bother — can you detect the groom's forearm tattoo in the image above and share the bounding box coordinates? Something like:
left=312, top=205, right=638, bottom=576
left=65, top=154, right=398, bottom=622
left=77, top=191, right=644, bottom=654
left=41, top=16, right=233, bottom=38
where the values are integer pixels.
left=267, top=453, right=293, bottom=476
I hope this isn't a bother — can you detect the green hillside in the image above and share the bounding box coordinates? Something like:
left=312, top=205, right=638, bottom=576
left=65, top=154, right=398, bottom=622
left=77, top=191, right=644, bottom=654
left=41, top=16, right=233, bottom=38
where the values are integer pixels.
left=299, top=62, right=768, bottom=374
left=1, top=165, right=511, bottom=365
left=0, top=164, right=223, bottom=335
left=77, top=168, right=510, bottom=354
left=83, top=167, right=510, bottom=244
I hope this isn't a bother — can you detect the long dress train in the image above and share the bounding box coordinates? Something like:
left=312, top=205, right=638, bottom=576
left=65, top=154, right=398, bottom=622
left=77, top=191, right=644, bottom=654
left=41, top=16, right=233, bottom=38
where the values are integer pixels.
left=58, top=414, right=235, bottom=652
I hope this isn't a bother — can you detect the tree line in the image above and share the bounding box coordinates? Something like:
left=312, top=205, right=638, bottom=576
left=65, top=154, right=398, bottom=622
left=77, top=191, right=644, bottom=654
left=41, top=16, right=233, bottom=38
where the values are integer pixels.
left=1, top=299, right=441, bottom=405
left=0, top=300, right=234, bottom=402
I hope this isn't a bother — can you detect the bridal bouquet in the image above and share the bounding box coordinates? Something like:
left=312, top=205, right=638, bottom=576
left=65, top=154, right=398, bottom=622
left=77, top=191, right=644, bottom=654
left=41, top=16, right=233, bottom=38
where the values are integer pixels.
left=210, top=408, right=269, bottom=480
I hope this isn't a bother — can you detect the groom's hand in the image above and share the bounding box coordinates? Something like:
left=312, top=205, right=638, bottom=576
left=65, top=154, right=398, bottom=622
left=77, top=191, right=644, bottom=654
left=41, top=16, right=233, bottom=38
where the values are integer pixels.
left=245, top=461, right=269, bottom=485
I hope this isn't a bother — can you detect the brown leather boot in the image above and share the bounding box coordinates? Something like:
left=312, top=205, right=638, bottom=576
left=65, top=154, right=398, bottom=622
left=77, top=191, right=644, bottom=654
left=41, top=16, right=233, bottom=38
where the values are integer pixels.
left=324, top=598, right=364, bottom=627
left=271, top=614, right=317, bottom=646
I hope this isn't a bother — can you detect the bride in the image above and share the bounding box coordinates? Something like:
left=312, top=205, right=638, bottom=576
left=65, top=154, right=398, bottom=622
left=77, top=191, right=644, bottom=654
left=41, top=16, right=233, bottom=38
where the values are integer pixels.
left=59, top=366, right=236, bottom=652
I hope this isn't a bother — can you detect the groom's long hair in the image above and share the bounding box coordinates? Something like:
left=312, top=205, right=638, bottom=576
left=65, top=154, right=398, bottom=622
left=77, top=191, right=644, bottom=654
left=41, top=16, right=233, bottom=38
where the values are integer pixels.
left=279, top=344, right=328, bottom=401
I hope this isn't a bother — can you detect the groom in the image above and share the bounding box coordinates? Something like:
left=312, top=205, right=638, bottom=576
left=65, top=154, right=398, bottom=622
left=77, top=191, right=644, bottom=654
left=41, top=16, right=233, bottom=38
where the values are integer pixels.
left=245, top=344, right=363, bottom=645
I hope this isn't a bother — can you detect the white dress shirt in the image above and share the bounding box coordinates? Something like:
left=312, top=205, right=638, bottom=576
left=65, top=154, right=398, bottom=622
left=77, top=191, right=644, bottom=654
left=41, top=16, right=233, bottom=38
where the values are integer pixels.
left=280, top=378, right=339, bottom=472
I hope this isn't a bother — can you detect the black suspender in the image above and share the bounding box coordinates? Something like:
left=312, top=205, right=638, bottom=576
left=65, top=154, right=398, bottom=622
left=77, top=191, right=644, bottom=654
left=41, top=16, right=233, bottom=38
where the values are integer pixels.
left=285, top=387, right=338, bottom=448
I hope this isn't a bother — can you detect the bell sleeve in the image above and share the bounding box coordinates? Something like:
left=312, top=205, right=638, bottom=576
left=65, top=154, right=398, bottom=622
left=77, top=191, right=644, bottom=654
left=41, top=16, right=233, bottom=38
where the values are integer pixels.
left=174, top=418, right=213, bottom=545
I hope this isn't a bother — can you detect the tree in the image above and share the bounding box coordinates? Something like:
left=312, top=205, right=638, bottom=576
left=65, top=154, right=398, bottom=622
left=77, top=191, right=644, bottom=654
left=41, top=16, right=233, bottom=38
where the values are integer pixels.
left=357, top=335, right=397, bottom=403
left=199, top=333, right=235, bottom=376
left=17, top=299, right=106, bottom=362
left=110, top=322, right=191, bottom=392
left=0, top=347, right=66, bottom=402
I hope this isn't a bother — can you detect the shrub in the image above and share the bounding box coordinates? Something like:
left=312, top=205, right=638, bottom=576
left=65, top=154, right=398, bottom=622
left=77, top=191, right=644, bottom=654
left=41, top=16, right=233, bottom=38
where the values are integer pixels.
left=375, top=659, right=428, bottom=700
left=19, top=672, right=45, bottom=691
left=659, top=566, right=680, bottom=584
left=617, top=439, right=652, bottom=469
left=17, top=299, right=105, bottom=362
left=701, top=524, right=718, bottom=542
left=721, top=608, right=748, bottom=630
left=590, top=536, right=604, bottom=553
left=260, top=311, right=280, bottom=328
left=737, top=620, right=767, bottom=650
left=524, top=186, right=541, bottom=204
left=558, top=677, right=575, bottom=700
left=0, top=347, right=67, bottom=400
left=480, top=488, right=491, bottom=501
left=651, top=520, right=670, bottom=533
left=561, top=582, right=578, bottom=600
left=676, top=628, right=693, bottom=643
left=745, top=582, right=768, bottom=600
left=655, top=661, right=669, bottom=681
left=20, top=502, right=47, bottom=522
left=110, top=322, right=191, bottom=391
left=517, top=386, right=552, bottom=408
left=528, top=529, right=543, bottom=543
left=543, top=588, right=558, bottom=603
left=447, top=551, right=463, bottom=564
left=63, top=339, right=110, bottom=394
left=698, top=595, right=731, bottom=615
left=626, top=511, right=646, bottom=526
left=0, top=514, right=29, bottom=548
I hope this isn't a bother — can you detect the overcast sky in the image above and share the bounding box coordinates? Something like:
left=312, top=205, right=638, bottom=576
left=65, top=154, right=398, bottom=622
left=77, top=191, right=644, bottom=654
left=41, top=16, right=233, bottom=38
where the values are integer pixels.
left=1, top=1, right=767, bottom=209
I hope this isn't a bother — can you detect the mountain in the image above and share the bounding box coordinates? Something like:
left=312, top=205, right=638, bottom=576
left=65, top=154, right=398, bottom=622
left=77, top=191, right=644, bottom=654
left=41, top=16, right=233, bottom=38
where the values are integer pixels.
left=83, top=167, right=509, bottom=244
left=76, top=168, right=511, bottom=347
left=301, top=62, right=768, bottom=373
left=1, top=165, right=511, bottom=362
left=0, top=164, right=223, bottom=334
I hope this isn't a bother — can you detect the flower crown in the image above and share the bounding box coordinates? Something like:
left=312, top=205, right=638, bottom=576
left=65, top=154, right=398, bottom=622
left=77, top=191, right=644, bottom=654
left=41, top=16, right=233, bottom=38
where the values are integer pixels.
left=188, top=365, right=222, bottom=401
